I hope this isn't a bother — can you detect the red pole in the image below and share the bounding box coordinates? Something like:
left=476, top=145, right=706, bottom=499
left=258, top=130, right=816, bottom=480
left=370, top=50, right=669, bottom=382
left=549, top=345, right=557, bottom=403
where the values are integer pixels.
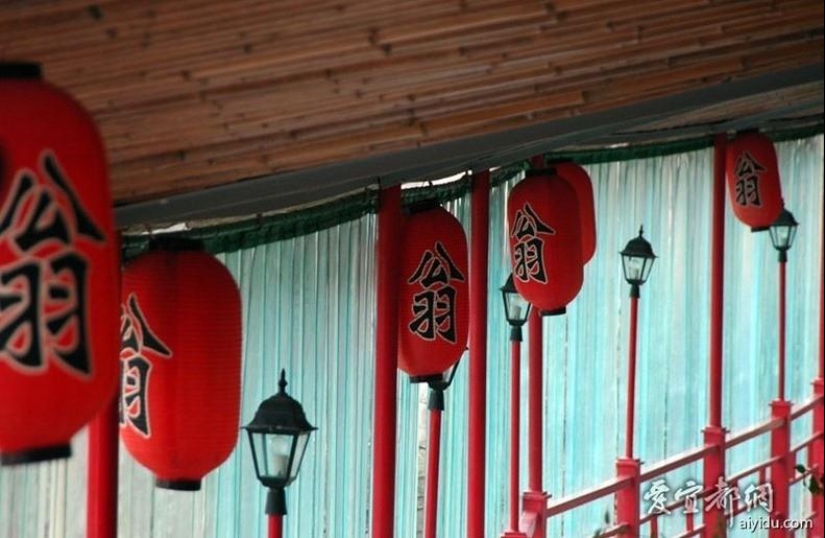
left=527, top=309, right=542, bottom=493
left=520, top=309, right=548, bottom=538
left=371, top=185, right=402, bottom=538
left=268, top=515, right=283, bottom=538
left=616, top=287, right=642, bottom=536
left=778, top=260, right=787, bottom=401
left=708, top=134, right=726, bottom=430
left=502, top=332, right=528, bottom=538
left=810, top=214, right=824, bottom=538
left=87, top=232, right=121, bottom=538
left=703, top=133, right=727, bottom=538
left=424, top=406, right=442, bottom=538
left=86, top=395, right=119, bottom=538
left=468, top=170, right=490, bottom=538
left=509, top=337, right=522, bottom=532
left=624, top=294, right=639, bottom=459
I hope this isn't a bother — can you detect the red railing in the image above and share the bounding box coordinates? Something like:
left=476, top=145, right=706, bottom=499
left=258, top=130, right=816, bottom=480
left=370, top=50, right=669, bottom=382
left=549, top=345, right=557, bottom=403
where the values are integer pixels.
left=512, top=393, right=823, bottom=538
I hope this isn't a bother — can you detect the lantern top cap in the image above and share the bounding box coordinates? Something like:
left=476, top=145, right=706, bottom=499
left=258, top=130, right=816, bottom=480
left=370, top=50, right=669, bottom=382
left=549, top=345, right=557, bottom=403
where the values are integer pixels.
left=0, top=62, right=42, bottom=80
left=620, top=226, right=657, bottom=259
left=405, top=198, right=442, bottom=215
left=244, top=369, right=317, bottom=435
left=524, top=167, right=560, bottom=177
left=771, top=208, right=798, bottom=228
left=148, top=236, right=205, bottom=252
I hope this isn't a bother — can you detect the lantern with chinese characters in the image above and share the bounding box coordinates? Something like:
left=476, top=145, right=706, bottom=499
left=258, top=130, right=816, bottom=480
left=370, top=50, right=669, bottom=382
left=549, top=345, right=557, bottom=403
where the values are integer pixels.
left=0, top=63, right=119, bottom=465
left=120, top=239, right=241, bottom=490
left=507, top=169, right=584, bottom=314
left=725, top=131, right=783, bottom=230
left=397, top=203, right=469, bottom=381
left=553, top=161, right=597, bottom=263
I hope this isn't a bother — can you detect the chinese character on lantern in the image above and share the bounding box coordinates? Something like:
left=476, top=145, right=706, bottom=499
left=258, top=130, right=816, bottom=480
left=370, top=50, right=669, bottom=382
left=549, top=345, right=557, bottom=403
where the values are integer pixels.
left=0, top=152, right=104, bottom=377
left=733, top=151, right=766, bottom=207
left=511, top=203, right=556, bottom=284
left=407, top=242, right=465, bottom=343
left=120, top=294, right=171, bottom=437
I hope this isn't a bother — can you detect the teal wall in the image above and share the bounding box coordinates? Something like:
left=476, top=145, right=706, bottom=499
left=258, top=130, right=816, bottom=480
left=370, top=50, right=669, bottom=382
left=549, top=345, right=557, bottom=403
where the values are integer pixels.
left=1, top=137, right=822, bottom=538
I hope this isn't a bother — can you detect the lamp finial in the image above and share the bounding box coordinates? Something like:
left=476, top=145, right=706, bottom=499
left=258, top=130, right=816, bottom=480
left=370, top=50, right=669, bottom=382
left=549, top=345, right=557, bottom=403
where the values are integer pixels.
left=278, top=369, right=288, bottom=394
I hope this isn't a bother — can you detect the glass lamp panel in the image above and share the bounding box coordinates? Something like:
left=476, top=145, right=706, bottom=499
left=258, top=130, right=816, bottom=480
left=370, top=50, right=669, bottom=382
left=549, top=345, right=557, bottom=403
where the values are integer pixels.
left=640, top=257, right=654, bottom=282
left=771, top=226, right=788, bottom=249
left=266, top=433, right=297, bottom=480
left=289, top=432, right=311, bottom=481
left=504, top=292, right=530, bottom=324
left=622, top=256, right=642, bottom=283
left=252, top=432, right=269, bottom=478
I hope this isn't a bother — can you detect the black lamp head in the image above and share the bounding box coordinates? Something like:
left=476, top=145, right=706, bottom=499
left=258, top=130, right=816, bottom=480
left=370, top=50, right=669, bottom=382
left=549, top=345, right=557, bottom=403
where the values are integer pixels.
left=769, top=207, right=799, bottom=258
left=620, top=226, right=657, bottom=289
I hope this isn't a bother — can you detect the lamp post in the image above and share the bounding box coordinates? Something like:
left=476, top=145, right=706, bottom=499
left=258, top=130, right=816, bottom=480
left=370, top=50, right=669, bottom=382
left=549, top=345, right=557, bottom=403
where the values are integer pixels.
left=769, top=208, right=798, bottom=402
left=500, top=274, right=531, bottom=538
left=766, top=208, right=798, bottom=537
left=615, top=227, right=656, bottom=537
left=422, top=361, right=460, bottom=538
left=619, top=227, right=656, bottom=459
left=244, top=370, right=317, bottom=538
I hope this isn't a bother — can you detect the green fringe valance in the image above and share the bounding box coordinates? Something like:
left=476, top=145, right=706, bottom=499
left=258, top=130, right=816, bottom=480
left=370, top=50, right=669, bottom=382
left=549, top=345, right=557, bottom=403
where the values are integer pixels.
left=123, top=124, right=823, bottom=259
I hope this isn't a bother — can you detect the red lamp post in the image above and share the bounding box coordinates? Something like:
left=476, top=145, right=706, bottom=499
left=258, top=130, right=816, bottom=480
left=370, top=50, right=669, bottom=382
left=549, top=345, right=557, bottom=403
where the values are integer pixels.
left=619, top=226, right=656, bottom=459
left=616, top=227, right=656, bottom=537
left=422, top=363, right=460, bottom=538
left=768, top=209, right=799, bottom=400
left=767, top=208, right=798, bottom=537
left=500, top=274, right=532, bottom=538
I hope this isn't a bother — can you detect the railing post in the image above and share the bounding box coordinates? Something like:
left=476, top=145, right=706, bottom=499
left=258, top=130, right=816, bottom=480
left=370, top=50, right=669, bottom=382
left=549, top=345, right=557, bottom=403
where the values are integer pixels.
left=812, top=378, right=824, bottom=537
left=522, top=492, right=549, bottom=538
left=769, top=400, right=793, bottom=538
left=704, top=133, right=727, bottom=538
left=702, top=426, right=727, bottom=537
left=616, top=458, right=641, bottom=537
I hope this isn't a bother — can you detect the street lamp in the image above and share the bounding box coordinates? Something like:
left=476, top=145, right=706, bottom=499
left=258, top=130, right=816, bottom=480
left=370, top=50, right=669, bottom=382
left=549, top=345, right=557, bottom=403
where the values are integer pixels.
left=500, top=274, right=531, bottom=538
left=769, top=208, right=799, bottom=402
left=501, top=274, right=532, bottom=336
left=619, top=227, right=656, bottom=459
left=769, top=208, right=799, bottom=263
left=620, top=226, right=657, bottom=298
left=244, top=370, right=317, bottom=538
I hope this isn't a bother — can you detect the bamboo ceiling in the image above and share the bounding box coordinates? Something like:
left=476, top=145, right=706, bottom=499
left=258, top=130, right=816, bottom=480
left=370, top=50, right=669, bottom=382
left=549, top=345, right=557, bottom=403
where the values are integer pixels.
left=1, top=0, right=823, bottom=213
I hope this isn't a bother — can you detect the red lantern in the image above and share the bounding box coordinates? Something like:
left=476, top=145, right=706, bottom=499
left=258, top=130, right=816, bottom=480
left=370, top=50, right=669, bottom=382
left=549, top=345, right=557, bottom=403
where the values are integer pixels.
left=507, top=170, right=584, bottom=314
left=397, top=205, right=469, bottom=380
left=120, top=241, right=241, bottom=490
left=554, top=161, right=597, bottom=263
left=725, top=132, right=783, bottom=230
left=0, top=63, right=119, bottom=465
